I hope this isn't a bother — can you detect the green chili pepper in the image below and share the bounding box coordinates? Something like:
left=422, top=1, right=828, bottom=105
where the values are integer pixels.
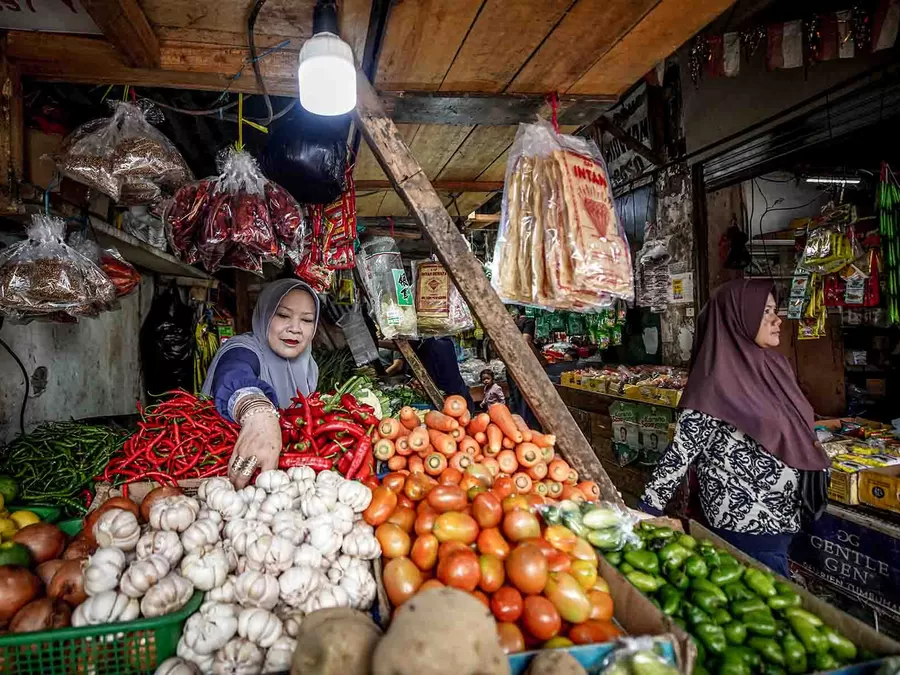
left=723, top=582, right=755, bottom=603
left=620, top=562, right=636, bottom=575
left=709, top=565, right=745, bottom=586
left=725, top=646, right=761, bottom=669
left=692, top=591, right=723, bottom=614
left=605, top=551, right=623, bottom=566
left=692, top=635, right=707, bottom=664
left=677, top=533, right=698, bottom=550
left=667, top=567, right=691, bottom=591
left=821, top=626, right=857, bottom=662
left=659, top=542, right=691, bottom=570
left=691, top=578, right=728, bottom=604
left=624, top=538, right=646, bottom=552
left=767, top=594, right=802, bottom=611
left=712, top=608, right=733, bottom=625
left=717, top=553, right=740, bottom=568
left=717, top=654, right=750, bottom=675
left=685, top=555, right=709, bottom=578
left=774, top=581, right=795, bottom=596
left=788, top=618, right=828, bottom=653
left=695, top=623, right=727, bottom=655
left=627, top=571, right=662, bottom=594
left=782, top=607, right=823, bottom=627
left=744, top=611, right=777, bottom=637
left=781, top=633, right=807, bottom=675
left=730, top=598, right=769, bottom=617
left=748, top=637, right=785, bottom=666
left=684, top=602, right=712, bottom=627
left=701, top=548, right=721, bottom=568
left=651, top=527, right=675, bottom=541
left=760, top=665, right=787, bottom=675
left=724, top=622, right=747, bottom=645
left=814, top=651, right=838, bottom=671
left=624, top=550, right=660, bottom=575
left=658, top=584, right=682, bottom=616
left=743, top=569, right=777, bottom=598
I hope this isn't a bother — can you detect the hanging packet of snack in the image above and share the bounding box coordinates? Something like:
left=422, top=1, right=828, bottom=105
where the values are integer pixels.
left=356, top=236, right=417, bottom=339
left=412, top=259, right=475, bottom=336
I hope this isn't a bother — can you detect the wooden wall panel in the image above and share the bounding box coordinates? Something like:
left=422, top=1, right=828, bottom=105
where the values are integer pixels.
left=507, top=0, right=657, bottom=94
left=139, top=0, right=314, bottom=40
left=374, top=0, right=484, bottom=91
left=568, top=0, right=736, bottom=95
left=339, top=0, right=374, bottom=65
left=406, top=125, right=475, bottom=178
left=436, top=126, right=516, bottom=182
left=355, top=191, right=388, bottom=216
left=439, top=0, right=572, bottom=93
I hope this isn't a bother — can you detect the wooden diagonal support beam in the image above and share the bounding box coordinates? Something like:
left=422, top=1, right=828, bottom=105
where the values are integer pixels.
left=395, top=340, right=444, bottom=409
left=355, top=179, right=504, bottom=191
left=597, top=117, right=665, bottom=168
left=354, top=72, right=620, bottom=504
left=0, top=35, right=23, bottom=214
left=80, top=0, right=160, bottom=68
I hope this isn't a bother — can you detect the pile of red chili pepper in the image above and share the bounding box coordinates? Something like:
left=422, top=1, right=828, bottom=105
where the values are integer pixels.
left=279, top=389, right=376, bottom=481
left=102, top=390, right=238, bottom=495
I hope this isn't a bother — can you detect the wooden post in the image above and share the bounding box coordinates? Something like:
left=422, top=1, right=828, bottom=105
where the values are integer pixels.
left=354, top=74, right=621, bottom=503
left=0, top=35, right=23, bottom=214
left=394, top=339, right=444, bottom=409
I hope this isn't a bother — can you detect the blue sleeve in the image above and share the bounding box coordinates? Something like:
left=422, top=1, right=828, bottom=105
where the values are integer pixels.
left=210, top=347, right=278, bottom=422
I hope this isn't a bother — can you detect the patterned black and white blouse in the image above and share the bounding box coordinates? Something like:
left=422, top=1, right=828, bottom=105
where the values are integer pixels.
left=641, top=409, right=801, bottom=535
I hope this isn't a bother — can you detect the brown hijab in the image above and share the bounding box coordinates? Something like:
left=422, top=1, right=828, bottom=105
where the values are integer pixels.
left=680, top=279, right=829, bottom=470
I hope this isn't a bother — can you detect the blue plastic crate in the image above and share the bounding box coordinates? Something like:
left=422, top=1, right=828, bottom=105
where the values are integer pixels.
left=507, top=637, right=678, bottom=675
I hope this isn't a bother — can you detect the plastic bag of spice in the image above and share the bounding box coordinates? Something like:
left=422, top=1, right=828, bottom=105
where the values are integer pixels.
left=69, top=231, right=141, bottom=298
left=52, top=102, right=192, bottom=205
left=0, top=214, right=116, bottom=319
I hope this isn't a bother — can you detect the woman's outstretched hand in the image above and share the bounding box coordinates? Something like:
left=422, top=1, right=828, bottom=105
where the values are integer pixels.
left=229, top=412, right=281, bottom=488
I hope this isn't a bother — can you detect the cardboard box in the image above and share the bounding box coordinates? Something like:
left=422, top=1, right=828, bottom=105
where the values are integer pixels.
left=691, top=522, right=900, bottom=664
left=828, top=470, right=861, bottom=505
left=859, top=465, right=900, bottom=515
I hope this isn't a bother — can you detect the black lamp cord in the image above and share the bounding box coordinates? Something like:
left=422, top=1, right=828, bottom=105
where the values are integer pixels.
left=0, top=317, right=29, bottom=435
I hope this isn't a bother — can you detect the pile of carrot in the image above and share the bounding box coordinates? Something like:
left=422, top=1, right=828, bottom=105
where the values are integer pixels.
left=371, top=398, right=600, bottom=502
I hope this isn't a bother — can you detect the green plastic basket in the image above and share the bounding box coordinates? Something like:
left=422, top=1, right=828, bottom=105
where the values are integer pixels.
left=7, top=505, right=63, bottom=523
left=0, top=519, right=203, bottom=674
left=0, top=591, right=203, bottom=674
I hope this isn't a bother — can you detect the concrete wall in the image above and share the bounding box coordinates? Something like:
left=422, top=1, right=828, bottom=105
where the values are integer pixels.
left=0, top=276, right=153, bottom=443
left=741, top=172, right=831, bottom=235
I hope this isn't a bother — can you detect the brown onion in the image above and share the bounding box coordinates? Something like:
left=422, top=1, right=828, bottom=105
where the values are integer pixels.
left=47, top=560, right=87, bottom=606
left=0, top=566, right=41, bottom=622
left=12, top=523, right=66, bottom=564
left=36, top=559, right=66, bottom=586
left=139, top=486, right=183, bottom=522
left=83, top=497, right=141, bottom=546
left=10, top=598, right=71, bottom=633
left=62, top=538, right=94, bottom=561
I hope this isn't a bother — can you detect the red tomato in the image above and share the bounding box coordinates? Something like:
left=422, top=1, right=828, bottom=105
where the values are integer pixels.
left=490, top=586, right=523, bottom=623
left=568, top=620, right=623, bottom=645
left=472, top=492, right=503, bottom=529
left=438, top=540, right=471, bottom=560
left=520, top=537, right=555, bottom=558
left=426, top=485, right=468, bottom=513
left=414, top=506, right=438, bottom=536
left=404, top=473, right=435, bottom=502
left=545, top=550, right=572, bottom=573
left=502, top=510, right=541, bottom=542
left=432, top=512, right=479, bottom=544
left=386, top=506, right=416, bottom=533
left=362, top=487, right=397, bottom=527
left=382, top=472, right=406, bottom=493
left=588, top=590, right=615, bottom=621
left=418, top=579, right=444, bottom=593
left=395, top=494, right=415, bottom=510
left=478, top=554, right=505, bottom=593
left=501, top=494, right=529, bottom=513
left=476, top=528, right=511, bottom=560
left=436, top=549, right=480, bottom=592
left=505, top=543, right=548, bottom=595
left=410, top=534, right=439, bottom=571
left=439, top=468, right=463, bottom=485
left=522, top=596, right=561, bottom=641
left=383, top=557, right=422, bottom=606
left=375, top=523, right=411, bottom=559
left=492, top=476, right=517, bottom=500
left=496, top=622, right=526, bottom=654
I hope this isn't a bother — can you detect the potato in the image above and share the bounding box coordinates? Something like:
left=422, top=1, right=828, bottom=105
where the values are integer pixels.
left=526, top=650, right=587, bottom=675
left=291, top=608, right=381, bottom=675
left=373, top=588, right=509, bottom=675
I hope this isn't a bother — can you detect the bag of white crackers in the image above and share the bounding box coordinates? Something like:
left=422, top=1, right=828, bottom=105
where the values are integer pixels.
left=412, top=258, right=474, bottom=336
left=491, top=118, right=634, bottom=311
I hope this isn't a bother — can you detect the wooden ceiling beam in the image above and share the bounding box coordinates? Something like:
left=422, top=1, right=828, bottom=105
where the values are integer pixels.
left=355, top=179, right=503, bottom=191
left=79, top=0, right=161, bottom=69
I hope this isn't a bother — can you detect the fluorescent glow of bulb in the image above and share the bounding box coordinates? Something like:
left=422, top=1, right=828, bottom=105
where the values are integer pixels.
left=297, top=32, right=356, bottom=116
left=804, top=177, right=861, bottom=185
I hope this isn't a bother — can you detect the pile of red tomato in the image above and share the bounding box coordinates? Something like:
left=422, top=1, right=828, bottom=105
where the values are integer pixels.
left=361, top=470, right=622, bottom=653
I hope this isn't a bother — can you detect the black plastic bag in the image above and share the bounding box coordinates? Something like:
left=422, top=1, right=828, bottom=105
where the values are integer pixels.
left=262, top=111, right=348, bottom=205
left=140, top=285, right=194, bottom=395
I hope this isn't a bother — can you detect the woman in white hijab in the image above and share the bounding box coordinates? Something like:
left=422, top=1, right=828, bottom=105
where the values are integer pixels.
left=202, top=279, right=319, bottom=486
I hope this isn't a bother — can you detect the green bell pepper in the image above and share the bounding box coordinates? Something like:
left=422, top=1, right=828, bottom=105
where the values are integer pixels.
left=684, top=602, right=712, bottom=627
left=723, top=582, right=755, bottom=603
left=693, top=591, right=724, bottom=614
left=773, top=581, right=795, bottom=596
left=724, top=622, right=747, bottom=645
left=659, top=584, right=683, bottom=616
left=730, top=598, right=769, bottom=617
left=659, top=542, right=691, bottom=570
left=783, top=607, right=823, bottom=627
left=743, top=568, right=777, bottom=598
left=712, top=609, right=733, bottom=626
left=620, top=562, right=636, bottom=574
left=726, top=646, right=761, bottom=669
left=692, top=578, right=728, bottom=604
left=709, top=565, right=745, bottom=587
left=605, top=551, right=623, bottom=566
left=627, top=571, right=663, bottom=594
left=651, top=527, right=675, bottom=540
left=781, top=633, right=807, bottom=675
left=701, top=548, right=721, bottom=568
left=685, top=555, right=709, bottom=578
left=768, top=594, right=802, bottom=611
left=788, top=618, right=827, bottom=654
left=695, top=623, right=727, bottom=655
left=718, top=553, right=740, bottom=568
left=748, top=637, right=785, bottom=666
left=640, top=521, right=658, bottom=533
left=744, top=610, right=777, bottom=637
left=624, top=539, right=647, bottom=552
left=813, top=651, right=838, bottom=671
left=624, top=549, right=660, bottom=575
left=760, top=665, right=787, bottom=675
left=668, top=567, right=691, bottom=591
left=693, top=635, right=707, bottom=663
left=717, top=654, right=751, bottom=675
left=821, top=626, right=857, bottom=662
left=678, top=533, right=698, bottom=550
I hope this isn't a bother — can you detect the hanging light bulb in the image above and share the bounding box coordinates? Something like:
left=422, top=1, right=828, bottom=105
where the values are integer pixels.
left=297, top=0, right=356, bottom=116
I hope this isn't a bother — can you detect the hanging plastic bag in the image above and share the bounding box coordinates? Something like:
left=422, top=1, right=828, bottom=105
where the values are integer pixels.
left=163, top=149, right=307, bottom=274
left=601, top=637, right=679, bottom=675
left=69, top=231, right=141, bottom=298
left=356, top=236, right=417, bottom=339
left=140, top=285, right=195, bottom=396
left=0, top=214, right=116, bottom=319
left=262, top=128, right=347, bottom=204
left=492, top=118, right=634, bottom=311
left=412, top=259, right=475, bottom=336
left=122, top=205, right=167, bottom=251
left=52, top=102, right=192, bottom=205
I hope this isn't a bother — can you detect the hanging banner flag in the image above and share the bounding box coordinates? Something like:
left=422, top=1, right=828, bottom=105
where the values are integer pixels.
left=873, top=0, right=900, bottom=51
left=706, top=35, right=725, bottom=76
left=723, top=32, right=741, bottom=76
left=820, top=13, right=839, bottom=60
left=767, top=21, right=803, bottom=69
left=837, top=10, right=856, bottom=58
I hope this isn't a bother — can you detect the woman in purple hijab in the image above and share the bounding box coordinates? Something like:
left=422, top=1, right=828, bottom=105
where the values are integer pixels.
left=640, top=279, right=829, bottom=575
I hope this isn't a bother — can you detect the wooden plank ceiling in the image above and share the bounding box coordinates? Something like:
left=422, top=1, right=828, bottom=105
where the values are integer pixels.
left=6, top=0, right=737, bottom=216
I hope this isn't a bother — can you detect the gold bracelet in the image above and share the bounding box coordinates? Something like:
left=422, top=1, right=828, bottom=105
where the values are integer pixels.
left=234, top=394, right=273, bottom=422
left=239, top=405, right=279, bottom=425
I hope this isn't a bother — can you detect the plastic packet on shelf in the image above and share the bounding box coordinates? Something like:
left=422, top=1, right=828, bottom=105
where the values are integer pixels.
left=52, top=102, right=191, bottom=204
left=601, top=637, right=679, bottom=675
left=412, top=259, right=475, bottom=336
left=537, top=499, right=640, bottom=552
left=492, top=118, right=633, bottom=311
left=122, top=205, right=167, bottom=251
left=356, top=236, right=417, bottom=339
left=0, top=214, right=116, bottom=319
